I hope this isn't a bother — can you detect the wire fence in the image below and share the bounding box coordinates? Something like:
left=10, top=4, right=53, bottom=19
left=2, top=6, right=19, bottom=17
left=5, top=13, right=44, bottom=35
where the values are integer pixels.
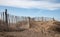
left=32, top=17, right=55, bottom=21
left=0, top=9, right=55, bottom=31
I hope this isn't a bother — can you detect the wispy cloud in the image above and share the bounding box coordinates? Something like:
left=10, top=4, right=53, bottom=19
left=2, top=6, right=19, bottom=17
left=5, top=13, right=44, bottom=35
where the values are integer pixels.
left=0, top=0, right=60, bottom=10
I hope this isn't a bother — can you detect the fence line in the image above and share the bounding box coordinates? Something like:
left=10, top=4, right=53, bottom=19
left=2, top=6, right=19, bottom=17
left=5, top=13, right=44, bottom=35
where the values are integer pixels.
left=32, top=17, right=55, bottom=21
left=0, top=10, right=55, bottom=24
left=0, top=9, right=55, bottom=31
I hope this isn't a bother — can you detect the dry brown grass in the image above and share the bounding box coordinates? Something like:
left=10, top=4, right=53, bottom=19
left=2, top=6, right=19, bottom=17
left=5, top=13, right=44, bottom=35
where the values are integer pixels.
left=0, top=20, right=60, bottom=37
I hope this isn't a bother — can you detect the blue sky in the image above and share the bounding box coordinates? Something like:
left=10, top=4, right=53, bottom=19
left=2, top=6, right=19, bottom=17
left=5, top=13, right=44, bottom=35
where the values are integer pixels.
left=0, top=0, right=60, bottom=21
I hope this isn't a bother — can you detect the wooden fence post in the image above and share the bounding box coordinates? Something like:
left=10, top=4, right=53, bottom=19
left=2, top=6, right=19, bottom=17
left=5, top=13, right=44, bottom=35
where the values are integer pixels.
left=3, top=12, right=4, bottom=23
left=53, top=17, right=55, bottom=21
left=5, top=9, right=8, bottom=31
left=28, top=17, right=30, bottom=28
left=1, top=12, right=2, bottom=25
left=42, top=17, right=43, bottom=22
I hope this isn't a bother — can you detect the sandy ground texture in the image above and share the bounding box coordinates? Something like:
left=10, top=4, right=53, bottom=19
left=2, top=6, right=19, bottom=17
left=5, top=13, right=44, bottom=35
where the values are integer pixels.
left=0, top=29, right=60, bottom=37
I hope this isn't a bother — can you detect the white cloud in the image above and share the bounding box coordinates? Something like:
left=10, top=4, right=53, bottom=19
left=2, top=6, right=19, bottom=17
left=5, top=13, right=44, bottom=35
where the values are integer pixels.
left=0, top=0, right=60, bottom=10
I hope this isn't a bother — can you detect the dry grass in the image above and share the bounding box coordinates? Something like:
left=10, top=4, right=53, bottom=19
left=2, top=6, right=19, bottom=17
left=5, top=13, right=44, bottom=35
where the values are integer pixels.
left=0, top=20, right=60, bottom=37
